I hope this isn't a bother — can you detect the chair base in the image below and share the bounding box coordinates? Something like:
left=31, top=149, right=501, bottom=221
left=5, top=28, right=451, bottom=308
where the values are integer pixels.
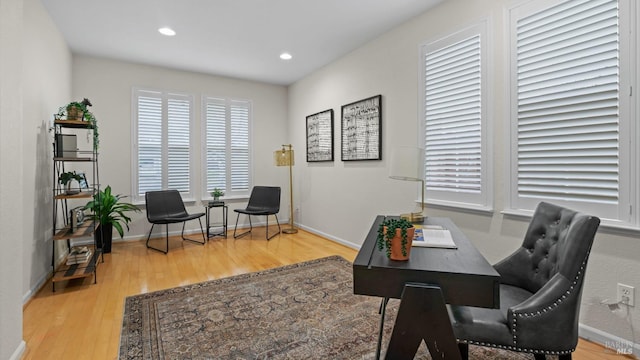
left=146, top=218, right=206, bottom=254
left=457, top=343, right=572, bottom=360
left=233, top=213, right=281, bottom=240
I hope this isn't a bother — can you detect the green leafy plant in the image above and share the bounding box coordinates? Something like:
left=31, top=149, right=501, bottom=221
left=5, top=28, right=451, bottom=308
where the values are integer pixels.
left=58, top=171, right=83, bottom=186
left=56, top=98, right=99, bottom=150
left=376, top=217, right=414, bottom=258
left=211, top=188, right=225, bottom=198
left=84, top=185, right=140, bottom=238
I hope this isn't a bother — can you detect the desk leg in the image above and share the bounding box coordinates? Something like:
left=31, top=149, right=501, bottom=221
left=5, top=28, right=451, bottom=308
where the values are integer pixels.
left=376, top=297, right=389, bottom=360
left=385, top=283, right=461, bottom=360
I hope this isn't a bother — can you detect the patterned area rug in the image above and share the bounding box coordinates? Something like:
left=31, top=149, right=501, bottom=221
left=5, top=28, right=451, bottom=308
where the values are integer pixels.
left=119, top=256, right=537, bottom=359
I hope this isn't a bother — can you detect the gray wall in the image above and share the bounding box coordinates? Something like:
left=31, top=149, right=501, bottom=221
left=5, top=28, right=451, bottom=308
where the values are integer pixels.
left=21, top=0, right=72, bottom=302
left=288, top=0, right=640, bottom=349
left=71, top=55, right=289, bottom=240
left=2, top=0, right=25, bottom=358
left=9, top=0, right=639, bottom=355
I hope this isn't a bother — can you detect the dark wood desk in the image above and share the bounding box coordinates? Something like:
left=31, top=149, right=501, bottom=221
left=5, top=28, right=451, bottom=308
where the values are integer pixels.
left=353, top=216, right=500, bottom=360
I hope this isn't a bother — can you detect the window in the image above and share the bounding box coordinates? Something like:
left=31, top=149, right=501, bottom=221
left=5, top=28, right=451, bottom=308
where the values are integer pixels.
left=132, top=89, right=194, bottom=202
left=508, top=0, right=636, bottom=226
left=420, top=22, right=491, bottom=211
left=202, top=97, right=252, bottom=198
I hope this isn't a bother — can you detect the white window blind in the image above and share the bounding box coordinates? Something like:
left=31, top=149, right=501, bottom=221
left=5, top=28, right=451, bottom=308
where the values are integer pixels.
left=420, top=22, right=490, bottom=210
left=167, top=98, right=191, bottom=192
left=515, top=0, right=620, bottom=208
left=203, top=97, right=251, bottom=197
left=137, top=93, right=162, bottom=196
left=133, top=89, right=193, bottom=202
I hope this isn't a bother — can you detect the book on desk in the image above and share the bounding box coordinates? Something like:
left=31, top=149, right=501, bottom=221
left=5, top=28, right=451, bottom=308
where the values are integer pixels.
left=412, top=225, right=457, bottom=249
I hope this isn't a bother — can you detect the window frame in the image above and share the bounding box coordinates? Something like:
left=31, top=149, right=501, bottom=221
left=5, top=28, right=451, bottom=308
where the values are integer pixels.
left=505, top=0, right=638, bottom=229
left=131, top=87, right=195, bottom=203
left=201, top=95, right=253, bottom=200
left=418, top=20, right=493, bottom=213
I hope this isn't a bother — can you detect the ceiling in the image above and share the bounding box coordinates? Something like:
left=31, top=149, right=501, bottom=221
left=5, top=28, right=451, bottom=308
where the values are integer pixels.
left=40, top=0, right=443, bottom=85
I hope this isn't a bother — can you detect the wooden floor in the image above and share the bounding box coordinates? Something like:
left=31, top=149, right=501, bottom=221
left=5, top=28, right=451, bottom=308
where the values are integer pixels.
left=22, top=228, right=632, bottom=359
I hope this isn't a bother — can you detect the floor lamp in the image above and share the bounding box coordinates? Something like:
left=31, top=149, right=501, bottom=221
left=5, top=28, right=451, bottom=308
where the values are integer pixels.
left=275, top=144, right=298, bottom=234
left=389, top=146, right=425, bottom=223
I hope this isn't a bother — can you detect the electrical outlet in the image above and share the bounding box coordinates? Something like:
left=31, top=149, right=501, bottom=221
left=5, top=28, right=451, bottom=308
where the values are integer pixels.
left=617, top=283, right=635, bottom=306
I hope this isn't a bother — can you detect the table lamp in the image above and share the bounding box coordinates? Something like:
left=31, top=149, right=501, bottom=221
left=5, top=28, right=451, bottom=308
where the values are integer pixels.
left=274, top=144, right=298, bottom=234
left=389, top=146, right=425, bottom=223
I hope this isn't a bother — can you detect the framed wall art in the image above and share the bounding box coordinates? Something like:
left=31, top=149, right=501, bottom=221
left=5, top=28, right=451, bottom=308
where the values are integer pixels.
left=341, top=94, right=382, bottom=161
left=306, top=109, right=334, bottom=162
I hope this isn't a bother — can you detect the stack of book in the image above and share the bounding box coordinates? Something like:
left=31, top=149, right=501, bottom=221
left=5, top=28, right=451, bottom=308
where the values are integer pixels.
left=66, top=246, right=92, bottom=265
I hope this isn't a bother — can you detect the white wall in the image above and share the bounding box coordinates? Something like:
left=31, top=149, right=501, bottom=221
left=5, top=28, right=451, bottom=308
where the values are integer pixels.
left=71, top=56, right=289, bottom=239
left=0, top=0, right=26, bottom=358
left=21, top=0, right=72, bottom=302
left=289, top=0, right=640, bottom=349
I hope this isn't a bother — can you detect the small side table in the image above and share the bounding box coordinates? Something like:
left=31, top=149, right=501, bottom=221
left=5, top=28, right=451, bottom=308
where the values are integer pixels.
left=206, top=201, right=228, bottom=238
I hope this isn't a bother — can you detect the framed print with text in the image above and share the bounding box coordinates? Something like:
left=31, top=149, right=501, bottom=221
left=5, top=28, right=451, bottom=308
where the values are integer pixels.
left=341, top=94, right=382, bottom=161
left=306, top=109, right=334, bottom=162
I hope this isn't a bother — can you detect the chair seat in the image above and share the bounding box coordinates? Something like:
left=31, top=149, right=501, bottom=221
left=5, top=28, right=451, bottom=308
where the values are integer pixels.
left=162, top=212, right=205, bottom=223
left=234, top=208, right=276, bottom=216
left=450, top=284, right=533, bottom=345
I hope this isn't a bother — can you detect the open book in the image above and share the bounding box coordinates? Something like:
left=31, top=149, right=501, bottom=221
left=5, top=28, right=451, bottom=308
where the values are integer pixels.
left=412, top=225, right=457, bottom=249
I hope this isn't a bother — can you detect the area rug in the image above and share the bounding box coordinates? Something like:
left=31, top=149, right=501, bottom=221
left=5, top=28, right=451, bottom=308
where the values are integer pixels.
left=119, top=256, right=538, bottom=359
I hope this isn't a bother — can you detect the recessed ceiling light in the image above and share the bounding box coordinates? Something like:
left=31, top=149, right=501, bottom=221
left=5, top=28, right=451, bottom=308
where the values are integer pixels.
left=280, top=52, right=293, bottom=60
left=158, top=27, right=176, bottom=36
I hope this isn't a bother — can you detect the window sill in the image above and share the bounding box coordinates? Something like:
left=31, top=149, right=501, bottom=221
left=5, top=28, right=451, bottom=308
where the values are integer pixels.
left=201, top=195, right=249, bottom=203
left=501, top=209, right=640, bottom=236
left=422, top=199, right=494, bottom=215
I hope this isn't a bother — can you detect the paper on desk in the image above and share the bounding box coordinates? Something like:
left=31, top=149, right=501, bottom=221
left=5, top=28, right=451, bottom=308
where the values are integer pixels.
left=412, top=225, right=457, bottom=249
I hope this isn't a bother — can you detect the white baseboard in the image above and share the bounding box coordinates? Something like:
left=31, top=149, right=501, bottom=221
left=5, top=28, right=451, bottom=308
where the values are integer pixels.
left=296, top=224, right=361, bottom=250
left=9, top=341, right=26, bottom=360
left=580, top=323, right=638, bottom=357
left=115, top=218, right=288, bottom=242
left=295, top=223, right=361, bottom=250
left=23, top=249, right=67, bottom=304
left=23, top=271, right=50, bottom=304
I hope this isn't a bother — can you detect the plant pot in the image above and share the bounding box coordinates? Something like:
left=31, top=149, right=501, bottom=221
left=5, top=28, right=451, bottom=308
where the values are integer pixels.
left=65, top=181, right=79, bottom=195
left=95, top=224, right=113, bottom=254
left=67, top=106, right=83, bottom=121
left=385, top=226, right=415, bottom=261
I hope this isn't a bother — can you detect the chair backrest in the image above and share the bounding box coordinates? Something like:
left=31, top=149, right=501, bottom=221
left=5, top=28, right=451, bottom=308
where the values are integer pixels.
left=145, top=190, right=188, bottom=223
left=246, top=186, right=281, bottom=213
left=495, top=202, right=600, bottom=294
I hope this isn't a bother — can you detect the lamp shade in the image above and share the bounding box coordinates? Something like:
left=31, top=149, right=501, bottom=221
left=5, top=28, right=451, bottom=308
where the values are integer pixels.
left=274, top=149, right=294, bottom=167
left=389, top=146, right=425, bottom=182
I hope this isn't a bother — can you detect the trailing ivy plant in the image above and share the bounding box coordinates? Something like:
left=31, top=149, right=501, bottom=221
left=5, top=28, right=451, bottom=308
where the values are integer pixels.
left=56, top=98, right=99, bottom=150
left=376, top=217, right=414, bottom=258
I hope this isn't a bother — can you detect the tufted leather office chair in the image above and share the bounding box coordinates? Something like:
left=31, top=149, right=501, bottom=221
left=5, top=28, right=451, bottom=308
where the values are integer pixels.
left=450, top=202, right=600, bottom=360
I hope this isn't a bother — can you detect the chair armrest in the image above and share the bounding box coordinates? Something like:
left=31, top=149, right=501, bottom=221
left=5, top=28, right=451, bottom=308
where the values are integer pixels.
left=507, top=274, right=582, bottom=351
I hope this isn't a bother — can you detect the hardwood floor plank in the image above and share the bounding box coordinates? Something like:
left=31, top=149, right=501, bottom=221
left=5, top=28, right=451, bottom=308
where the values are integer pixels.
left=22, top=229, right=629, bottom=359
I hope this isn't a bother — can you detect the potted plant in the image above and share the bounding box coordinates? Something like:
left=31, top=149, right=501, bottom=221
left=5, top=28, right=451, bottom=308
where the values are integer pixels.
left=84, top=185, right=140, bottom=253
left=211, top=188, right=225, bottom=202
left=58, top=171, right=84, bottom=195
left=376, top=217, right=416, bottom=261
left=56, top=98, right=99, bottom=150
